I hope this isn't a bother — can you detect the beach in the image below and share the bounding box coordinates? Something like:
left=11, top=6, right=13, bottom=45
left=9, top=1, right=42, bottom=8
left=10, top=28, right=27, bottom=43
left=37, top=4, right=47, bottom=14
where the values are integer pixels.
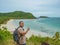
left=1, top=19, right=50, bottom=38
left=1, top=18, right=60, bottom=38
left=0, top=18, right=60, bottom=45
left=0, top=19, right=52, bottom=38
left=0, top=19, right=14, bottom=33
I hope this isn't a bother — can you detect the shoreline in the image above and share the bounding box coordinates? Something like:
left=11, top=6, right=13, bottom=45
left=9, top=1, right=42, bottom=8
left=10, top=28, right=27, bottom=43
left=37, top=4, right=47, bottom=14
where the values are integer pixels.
left=0, top=19, right=52, bottom=38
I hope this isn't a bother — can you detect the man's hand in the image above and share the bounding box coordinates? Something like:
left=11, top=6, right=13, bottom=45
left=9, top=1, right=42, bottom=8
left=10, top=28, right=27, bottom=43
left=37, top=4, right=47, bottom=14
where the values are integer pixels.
left=20, top=27, right=30, bottom=36
left=27, top=27, right=30, bottom=31
left=26, top=27, right=30, bottom=33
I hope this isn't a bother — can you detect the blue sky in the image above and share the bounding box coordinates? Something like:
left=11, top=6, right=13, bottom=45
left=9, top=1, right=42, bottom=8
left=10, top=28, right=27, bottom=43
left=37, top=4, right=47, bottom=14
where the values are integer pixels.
left=0, top=0, right=60, bottom=17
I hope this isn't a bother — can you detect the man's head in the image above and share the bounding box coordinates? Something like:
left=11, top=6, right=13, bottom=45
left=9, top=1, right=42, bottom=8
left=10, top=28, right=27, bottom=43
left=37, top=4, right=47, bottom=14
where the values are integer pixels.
left=19, top=21, right=24, bottom=27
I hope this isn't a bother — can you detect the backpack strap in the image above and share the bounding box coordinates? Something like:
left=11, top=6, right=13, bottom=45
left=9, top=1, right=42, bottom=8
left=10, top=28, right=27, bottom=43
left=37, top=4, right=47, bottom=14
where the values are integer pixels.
left=16, top=26, right=22, bottom=38
left=16, top=26, right=20, bottom=30
left=17, top=26, right=24, bottom=31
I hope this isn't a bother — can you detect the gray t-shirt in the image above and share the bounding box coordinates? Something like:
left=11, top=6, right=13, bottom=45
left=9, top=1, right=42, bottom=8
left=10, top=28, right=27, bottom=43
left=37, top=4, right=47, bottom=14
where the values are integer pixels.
left=18, top=27, right=26, bottom=44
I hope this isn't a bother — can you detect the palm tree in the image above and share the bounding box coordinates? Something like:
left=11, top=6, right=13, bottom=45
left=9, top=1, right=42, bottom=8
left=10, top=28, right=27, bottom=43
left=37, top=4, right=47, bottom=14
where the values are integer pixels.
left=53, top=32, right=60, bottom=45
left=55, top=32, right=60, bottom=40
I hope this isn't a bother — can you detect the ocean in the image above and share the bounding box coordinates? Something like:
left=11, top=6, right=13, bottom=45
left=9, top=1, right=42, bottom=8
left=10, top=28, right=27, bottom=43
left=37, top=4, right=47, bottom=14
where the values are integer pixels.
left=10, top=18, right=60, bottom=37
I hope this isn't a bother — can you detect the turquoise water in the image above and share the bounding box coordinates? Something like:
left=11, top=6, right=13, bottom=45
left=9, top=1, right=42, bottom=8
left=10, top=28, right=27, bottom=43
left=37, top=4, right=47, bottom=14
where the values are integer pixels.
left=13, top=18, right=60, bottom=36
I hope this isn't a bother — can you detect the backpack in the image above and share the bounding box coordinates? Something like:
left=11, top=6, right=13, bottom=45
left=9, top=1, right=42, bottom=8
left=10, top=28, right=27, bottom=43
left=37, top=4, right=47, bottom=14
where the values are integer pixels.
left=13, top=27, right=20, bottom=43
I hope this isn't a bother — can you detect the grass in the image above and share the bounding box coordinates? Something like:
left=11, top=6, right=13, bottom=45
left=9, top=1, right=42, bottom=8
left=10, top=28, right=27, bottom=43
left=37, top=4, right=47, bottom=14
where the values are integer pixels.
left=0, top=28, right=60, bottom=45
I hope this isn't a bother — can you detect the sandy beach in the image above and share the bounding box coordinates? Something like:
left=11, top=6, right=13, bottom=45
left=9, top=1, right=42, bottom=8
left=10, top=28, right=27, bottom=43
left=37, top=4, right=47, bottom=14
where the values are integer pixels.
left=0, top=19, right=15, bottom=33
left=6, top=19, right=15, bottom=31
left=0, top=19, right=52, bottom=38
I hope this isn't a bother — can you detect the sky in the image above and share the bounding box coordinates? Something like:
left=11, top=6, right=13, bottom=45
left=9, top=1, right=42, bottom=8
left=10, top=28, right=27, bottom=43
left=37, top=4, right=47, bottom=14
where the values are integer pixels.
left=0, top=0, right=60, bottom=17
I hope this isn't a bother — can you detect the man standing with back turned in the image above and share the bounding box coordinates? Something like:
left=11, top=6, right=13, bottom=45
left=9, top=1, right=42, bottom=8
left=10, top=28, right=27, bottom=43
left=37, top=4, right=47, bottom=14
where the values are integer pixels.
left=18, top=21, right=30, bottom=45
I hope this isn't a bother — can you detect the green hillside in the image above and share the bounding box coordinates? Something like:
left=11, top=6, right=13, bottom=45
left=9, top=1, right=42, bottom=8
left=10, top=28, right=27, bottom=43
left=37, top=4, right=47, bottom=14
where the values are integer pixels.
left=39, top=16, right=49, bottom=18
left=0, top=11, right=36, bottom=24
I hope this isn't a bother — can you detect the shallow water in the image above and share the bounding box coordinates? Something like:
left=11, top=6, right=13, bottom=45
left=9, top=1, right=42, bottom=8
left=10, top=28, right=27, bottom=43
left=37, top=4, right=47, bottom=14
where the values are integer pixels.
left=9, top=18, right=60, bottom=37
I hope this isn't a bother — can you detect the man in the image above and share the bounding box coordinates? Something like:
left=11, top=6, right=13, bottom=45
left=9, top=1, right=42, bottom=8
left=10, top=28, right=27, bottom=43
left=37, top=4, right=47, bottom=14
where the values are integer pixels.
left=17, top=21, right=30, bottom=45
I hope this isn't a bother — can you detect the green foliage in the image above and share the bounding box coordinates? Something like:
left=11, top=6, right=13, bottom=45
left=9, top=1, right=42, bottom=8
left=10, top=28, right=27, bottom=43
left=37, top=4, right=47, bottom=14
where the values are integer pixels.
left=0, top=29, right=12, bottom=41
left=0, top=11, right=36, bottom=24
left=27, top=33, right=60, bottom=45
left=54, top=32, right=60, bottom=39
left=0, top=28, right=13, bottom=45
left=0, top=29, right=60, bottom=45
left=39, top=16, right=49, bottom=18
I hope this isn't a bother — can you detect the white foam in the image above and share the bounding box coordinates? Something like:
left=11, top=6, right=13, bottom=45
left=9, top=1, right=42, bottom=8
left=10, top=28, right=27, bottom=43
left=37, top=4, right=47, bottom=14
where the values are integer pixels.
left=1, top=19, right=52, bottom=38
left=6, top=19, right=15, bottom=31
left=26, top=29, right=51, bottom=38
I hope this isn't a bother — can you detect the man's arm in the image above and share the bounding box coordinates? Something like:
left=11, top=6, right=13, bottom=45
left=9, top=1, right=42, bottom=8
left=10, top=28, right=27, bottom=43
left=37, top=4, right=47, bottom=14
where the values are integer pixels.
left=21, top=29, right=29, bottom=35
left=19, top=28, right=30, bottom=36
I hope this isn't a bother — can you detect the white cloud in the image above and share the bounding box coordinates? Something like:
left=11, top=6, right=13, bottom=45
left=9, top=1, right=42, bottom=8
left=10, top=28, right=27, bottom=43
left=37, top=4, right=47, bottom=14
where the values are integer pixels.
left=0, top=0, right=60, bottom=17
left=11, top=0, right=59, bottom=8
left=32, top=11, right=54, bottom=15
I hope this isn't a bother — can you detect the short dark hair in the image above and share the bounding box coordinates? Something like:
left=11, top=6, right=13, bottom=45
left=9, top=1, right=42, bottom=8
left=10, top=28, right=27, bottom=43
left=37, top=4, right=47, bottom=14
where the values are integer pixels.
left=19, top=21, right=23, bottom=24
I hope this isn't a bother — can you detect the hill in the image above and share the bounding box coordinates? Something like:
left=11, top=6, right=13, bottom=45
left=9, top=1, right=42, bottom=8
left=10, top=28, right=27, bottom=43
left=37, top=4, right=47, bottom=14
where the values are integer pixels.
left=0, top=11, right=36, bottom=24
left=39, top=16, right=49, bottom=18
